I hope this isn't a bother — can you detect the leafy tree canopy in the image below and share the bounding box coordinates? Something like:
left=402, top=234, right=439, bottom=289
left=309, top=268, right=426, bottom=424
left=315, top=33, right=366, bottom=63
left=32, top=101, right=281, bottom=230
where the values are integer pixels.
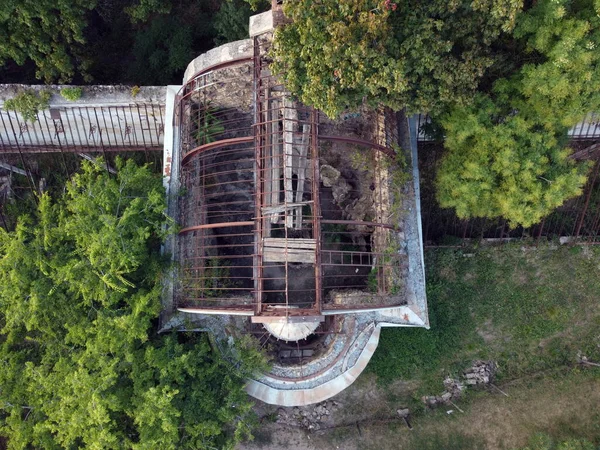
left=436, top=0, right=600, bottom=227
left=271, top=0, right=523, bottom=118
left=435, top=95, right=589, bottom=228
left=0, top=159, right=267, bottom=449
left=0, top=0, right=96, bottom=83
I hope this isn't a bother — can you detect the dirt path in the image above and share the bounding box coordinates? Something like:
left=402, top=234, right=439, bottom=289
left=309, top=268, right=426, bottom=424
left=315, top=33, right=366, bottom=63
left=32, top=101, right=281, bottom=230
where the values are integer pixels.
left=240, top=370, right=600, bottom=450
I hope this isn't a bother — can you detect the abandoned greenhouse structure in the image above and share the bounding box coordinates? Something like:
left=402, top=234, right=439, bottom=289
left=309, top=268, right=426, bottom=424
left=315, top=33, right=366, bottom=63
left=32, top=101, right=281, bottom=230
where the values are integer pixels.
left=160, top=8, right=429, bottom=406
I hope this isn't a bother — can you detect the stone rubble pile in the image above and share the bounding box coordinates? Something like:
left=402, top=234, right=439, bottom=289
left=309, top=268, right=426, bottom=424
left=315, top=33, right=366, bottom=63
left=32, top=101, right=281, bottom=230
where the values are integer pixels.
left=422, top=360, right=497, bottom=408
left=463, top=360, right=497, bottom=386
left=421, top=377, right=465, bottom=408
left=275, top=400, right=340, bottom=431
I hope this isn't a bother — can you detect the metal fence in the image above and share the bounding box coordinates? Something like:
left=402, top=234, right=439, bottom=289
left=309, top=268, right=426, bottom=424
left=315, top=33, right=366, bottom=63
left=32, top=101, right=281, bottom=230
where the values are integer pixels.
left=418, top=141, right=600, bottom=245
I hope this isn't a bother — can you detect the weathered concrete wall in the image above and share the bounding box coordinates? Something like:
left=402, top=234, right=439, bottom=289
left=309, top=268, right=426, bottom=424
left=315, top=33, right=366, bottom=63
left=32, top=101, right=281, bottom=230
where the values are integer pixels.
left=182, top=39, right=253, bottom=84
left=0, top=84, right=166, bottom=107
left=0, top=84, right=166, bottom=150
left=249, top=10, right=274, bottom=37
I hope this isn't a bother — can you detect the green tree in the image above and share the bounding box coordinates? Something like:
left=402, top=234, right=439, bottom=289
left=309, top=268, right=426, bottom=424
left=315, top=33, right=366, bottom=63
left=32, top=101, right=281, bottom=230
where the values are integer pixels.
left=0, top=159, right=267, bottom=449
left=0, top=0, right=96, bottom=83
left=125, top=0, right=172, bottom=23
left=436, top=0, right=600, bottom=227
left=271, top=0, right=522, bottom=118
left=128, top=16, right=193, bottom=85
left=214, top=0, right=254, bottom=44
left=435, top=96, right=589, bottom=228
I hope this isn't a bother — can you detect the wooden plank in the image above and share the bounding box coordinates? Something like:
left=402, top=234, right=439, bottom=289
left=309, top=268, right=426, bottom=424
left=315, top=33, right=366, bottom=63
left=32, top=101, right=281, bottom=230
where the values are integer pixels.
left=295, top=123, right=311, bottom=229
left=283, top=98, right=296, bottom=228
left=263, top=246, right=316, bottom=263
left=270, top=98, right=281, bottom=224
left=264, top=88, right=272, bottom=237
left=261, top=201, right=312, bottom=216
left=264, top=237, right=316, bottom=249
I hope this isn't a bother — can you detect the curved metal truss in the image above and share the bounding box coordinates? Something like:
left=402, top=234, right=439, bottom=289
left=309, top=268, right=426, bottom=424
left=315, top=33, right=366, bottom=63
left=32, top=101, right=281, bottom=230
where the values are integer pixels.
left=176, top=37, right=408, bottom=320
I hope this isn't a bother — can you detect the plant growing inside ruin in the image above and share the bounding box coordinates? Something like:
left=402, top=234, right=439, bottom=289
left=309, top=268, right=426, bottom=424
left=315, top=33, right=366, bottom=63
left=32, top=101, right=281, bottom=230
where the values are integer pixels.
left=131, top=85, right=141, bottom=97
left=195, top=105, right=225, bottom=146
left=60, top=87, right=83, bottom=101
left=4, top=89, right=51, bottom=122
left=184, top=258, right=236, bottom=298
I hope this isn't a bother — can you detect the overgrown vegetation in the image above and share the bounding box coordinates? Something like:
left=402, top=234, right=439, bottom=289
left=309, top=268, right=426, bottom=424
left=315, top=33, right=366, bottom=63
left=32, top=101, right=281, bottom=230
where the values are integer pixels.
left=0, top=159, right=268, bottom=448
left=436, top=0, right=600, bottom=227
left=60, top=87, right=83, bottom=101
left=271, top=0, right=522, bottom=118
left=272, top=0, right=600, bottom=227
left=3, top=90, right=51, bottom=122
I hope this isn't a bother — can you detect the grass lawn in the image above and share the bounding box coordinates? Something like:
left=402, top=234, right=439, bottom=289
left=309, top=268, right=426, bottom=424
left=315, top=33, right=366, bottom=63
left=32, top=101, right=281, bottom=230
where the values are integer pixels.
left=366, top=243, right=600, bottom=437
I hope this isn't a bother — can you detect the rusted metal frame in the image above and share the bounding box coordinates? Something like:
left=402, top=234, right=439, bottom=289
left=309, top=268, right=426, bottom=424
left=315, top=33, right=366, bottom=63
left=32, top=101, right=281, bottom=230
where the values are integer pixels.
left=310, top=107, right=323, bottom=313
left=178, top=306, right=254, bottom=314
left=39, top=109, right=70, bottom=180
left=181, top=56, right=253, bottom=99
left=181, top=136, right=253, bottom=164
left=192, top=163, right=254, bottom=181
left=201, top=186, right=256, bottom=201
left=0, top=145, right=157, bottom=154
left=253, top=35, right=265, bottom=315
left=182, top=74, right=250, bottom=103
left=63, top=109, right=82, bottom=174
left=575, top=159, right=600, bottom=238
left=567, top=182, right=587, bottom=236
left=192, top=243, right=255, bottom=253
left=319, top=134, right=395, bottom=158
left=83, top=106, right=103, bottom=161
left=178, top=221, right=256, bottom=235
left=3, top=112, right=37, bottom=195
left=91, top=108, right=112, bottom=177
left=590, top=199, right=600, bottom=242
left=142, top=104, right=155, bottom=152
left=117, top=106, right=132, bottom=147
left=156, top=103, right=165, bottom=145
left=321, top=219, right=398, bottom=231
left=321, top=303, right=407, bottom=312
left=127, top=104, right=143, bottom=153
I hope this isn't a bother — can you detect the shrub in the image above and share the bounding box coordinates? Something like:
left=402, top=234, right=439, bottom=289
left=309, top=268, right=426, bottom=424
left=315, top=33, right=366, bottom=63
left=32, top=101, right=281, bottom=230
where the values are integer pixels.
left=60, top=87, right=83, bottom=101
left=4, top=89, right=51, bottom=122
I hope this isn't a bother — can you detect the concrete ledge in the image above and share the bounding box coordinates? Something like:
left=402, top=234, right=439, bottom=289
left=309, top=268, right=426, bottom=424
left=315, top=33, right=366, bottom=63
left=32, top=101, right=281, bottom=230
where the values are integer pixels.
left=182, top=39, right=253, bottom=84
left=246, top=326, right=382, bottom=406
left=249, top=10, right=274, bottom=37
left=0, top=84, right=166, bottom=107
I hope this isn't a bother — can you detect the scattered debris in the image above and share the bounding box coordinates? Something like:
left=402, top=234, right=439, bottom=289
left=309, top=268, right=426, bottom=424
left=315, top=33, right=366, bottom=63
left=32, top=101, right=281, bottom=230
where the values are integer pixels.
left=464, top=360, right=497, bottom=386
left=422, top=361, right=499, bottom=409
left=275, top=400, right=341, bottom=431
left=577, top=352, right=600, bottom=368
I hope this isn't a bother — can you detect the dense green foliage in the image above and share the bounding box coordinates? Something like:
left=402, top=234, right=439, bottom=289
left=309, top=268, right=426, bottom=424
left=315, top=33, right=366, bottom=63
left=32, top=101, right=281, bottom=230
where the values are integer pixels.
left=3, top=90, right=51, bottom=122
left=128, top=16, right=194, bottom=85
left=0, top=0, right=96, bottom=83
left=60, top=87, right=84, bottom=101
left=0, top=160, right=267, bottom=449
left=214, top=0, right=255, bottom=45
left=271, top=0, right=522, bottom=118
left=436, top=0, right=600, bottom=227
left=0, top=0, right=236, bottom=85
left=436, top=96, right=590, bottom=228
